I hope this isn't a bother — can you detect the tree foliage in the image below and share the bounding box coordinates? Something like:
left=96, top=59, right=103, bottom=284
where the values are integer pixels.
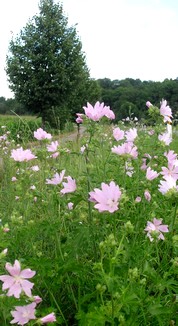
left=6, top=0, right=100, bottom=129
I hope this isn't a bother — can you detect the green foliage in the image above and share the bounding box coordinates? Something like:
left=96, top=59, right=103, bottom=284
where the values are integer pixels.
left=6, top=0, right=100, bottom=129
left=0, top=117, right=177, bottom=325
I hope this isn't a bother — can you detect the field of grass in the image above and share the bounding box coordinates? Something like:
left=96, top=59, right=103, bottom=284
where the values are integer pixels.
left=0, top=115, right=177, bottom=325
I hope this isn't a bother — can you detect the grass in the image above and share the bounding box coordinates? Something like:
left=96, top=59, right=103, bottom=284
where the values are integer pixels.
left=0, top=119, right=177, bottom=325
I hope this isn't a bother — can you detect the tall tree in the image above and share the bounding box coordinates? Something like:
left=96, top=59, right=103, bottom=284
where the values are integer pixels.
left=6, top=0, right=99, bottom=129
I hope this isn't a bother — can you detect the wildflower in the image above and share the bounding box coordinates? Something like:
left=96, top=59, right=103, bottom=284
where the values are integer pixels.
left=76, top=116, right=83, bottom=124
left=31, top=165, right=40, bottom=172
left=148, top=129, right=155, bottom=135
left=111, top=142, right=138, bottom=159
left=39, top=312, right=56, bottom=324
left=47, top=141, right=59, bottom=152
left=61, top=176, right=76, bottom=194
left=158, top=132, right=172, bottom=145
left=0, top=260, right=36, bottom=298
left=30, top=185, right=36, bottom=190
left=46, top=170, right=65, bottom=185
left=140, top=158, right=147, bottom=170
left=11, top=177, right=17, bottom=182
left=144, top=190, right=151, bottom=202
left=161, top=163, right=178, bottom=181
left=80, top=145, right=86, bottom=153
left=83, top=101, right=115, bottom=121
left=164, top=150, right=177, bottom=163
left=67, top=202, right=74, bottom=210
left=146, top=101, right=153, bottom=108
left=144, top=218, right=169, bottom=242
left=33, top=295, right=42, bottom=304
left=135, top=196, right=141, bottom=203
left=160, top=99, right=172, bottom=119
left=10, top=302, right=36, bottom=325
left=11, top=147, right=36, bottom=162
left=113, top=127, right=125, bottom=141
left=125, top=128, right=137, bottom=142
left=34, top=128, right=52, bottom=140
left=89, top=181, right=122, bottom=213
left=146, top=167, right=159, bottom=180
left=158, top=176, right=178, bottom=195
left=51, top=152, right=59, bottom=158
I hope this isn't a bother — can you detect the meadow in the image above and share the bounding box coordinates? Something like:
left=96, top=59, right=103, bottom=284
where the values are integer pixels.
left=0, top=103, right=177, bottom=325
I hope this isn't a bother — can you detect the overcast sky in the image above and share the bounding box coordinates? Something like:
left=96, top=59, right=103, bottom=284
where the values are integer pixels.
left=1, top=0, right=178, bottom=98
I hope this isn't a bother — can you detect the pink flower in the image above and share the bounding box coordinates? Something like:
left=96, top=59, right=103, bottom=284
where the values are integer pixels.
left=158, top=176, right=178, bottom=195
left=160, top=99, right=172, bottom=118
left=146, top=167, right=159, bottom=180
left=111, top=142, right=138, bottom=159
left=34, top=128, right=52, bottom=140
left=161, top=163, right=178, bottom=181
left=33, top=295, right=42, bottom=304
left=12, top=177, right=17, bottom=182
left=148, top=129, right=155, bottom=135
left=146, top=101, right=153, bottom=108
left=144, top=218, right=169, bottom=242
left=61, top=176, right=76, bottom=194
left=125, top=128, right=137, bottom=142
left=67, top=202, right=74, bottom=210
left=158, top=132, right=172, bottom=145
left=0, top=260, right=36, bottom=298
left=10, top=302, right=36, bottom=325
left=11, top=147, right=37, bottom=162
left=135, top=196, right=141, bottom=203
left=46, top=170, right=65, bottom=185
left=47, top=141, right=59, bottom=152
left=83, top=101, right=115, bottom=121
left=113, top=127, right=125, bottom=141
left=144, top=190, right=151, bottom=202
left=51, top=152, right=59, bottom=158
left=39, top=312, right=56, bottom=324
left=140, top=158, right=147, bottom=171
left=31, top=165, right=40, bottom=172
left=164, top=150, right=177, bottom=163
left=76, top=116, right=83, bottom=124
left=89, top=181, right=122, bottom=213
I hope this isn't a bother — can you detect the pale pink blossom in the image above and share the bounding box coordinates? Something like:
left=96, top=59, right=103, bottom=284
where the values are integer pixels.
left=80, top=145, right=86, bottom=153
left=135, top=196, right=141, bottom=203
left=146, top=101, right=153, bottom=108
left=113, top=127, right=125, bottom=141
left=39, top=312, right=56, bottom=324
left=146, top=167, right=159, bottom=180
left=61, top=176, right=76, bottom=194
left=51, top=152, right=59, bottom=158
left=160, top=99, right=172, bottom=118
left=144, top=218, right=169, bottom=242
left=125, top=128, right=137, bottom=142
left=158, top=132, right=172, bottom=145
left=161, top=163, right=178, bottom=181
left=144, top=190, right=151, bottom=202
left=15, top=196, right=20, bottom=201
left=46, top=170, right=65, bottom=185
left=111, top=142, right=138, bottom=159
left=83, top=101, right=115, bottom=121
left=31, top=165, right=40, bottom=172
left=34, top=128, right=52, bottom=140
left=11, top=147, right=36, bottom=162
left=10, top=302, right=36, bottom=325
left=158, top=176, right=178, bottom=195
left=3, top=227, right=10, bottom=232
left=0, top=260, right=35, bottom=298
left=30, top=185, right=36, bottom=190
left=164, top=150, right=177, bottom=163
left=47, top=141, right=59, bottom=152
left=67, top=202, right=74, bottom=210
left=76, top=116, right=83, bottom=124
left=11, top=177, right=17, bottom=182
left=140, top=158, right=147, bottom=170
left=148, top=129, right=155, bottom=135
left=89, top=181, right=122, bottom=213
left=33, top=295, right=42, bottom=304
